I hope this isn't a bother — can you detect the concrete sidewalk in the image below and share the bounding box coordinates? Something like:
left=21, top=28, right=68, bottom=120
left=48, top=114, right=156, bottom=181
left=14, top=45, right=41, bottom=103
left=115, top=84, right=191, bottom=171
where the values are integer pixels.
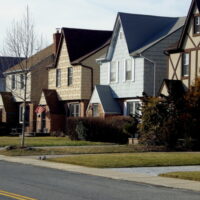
left=0, top=155, right=200, bottom=192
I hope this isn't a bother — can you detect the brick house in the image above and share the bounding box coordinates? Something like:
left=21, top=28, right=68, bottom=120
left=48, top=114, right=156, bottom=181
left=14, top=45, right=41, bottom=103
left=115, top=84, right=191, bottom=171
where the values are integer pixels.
left=0, top=35, right=57, bottom=132
left=160, top=0, right=200, bottom=96
left=36, top=28, right=112, bottom=133
left=87, top=12, right=185, bottom=118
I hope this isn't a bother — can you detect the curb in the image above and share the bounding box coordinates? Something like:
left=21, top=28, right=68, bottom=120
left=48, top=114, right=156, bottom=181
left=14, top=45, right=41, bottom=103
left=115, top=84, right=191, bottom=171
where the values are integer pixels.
left=0, top=155, right=200, bottom=192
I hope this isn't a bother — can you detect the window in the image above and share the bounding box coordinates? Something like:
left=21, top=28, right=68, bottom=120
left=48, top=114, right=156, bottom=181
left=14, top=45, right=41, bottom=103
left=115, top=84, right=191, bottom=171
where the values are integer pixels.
left=56, top=69, right=61, bottom=87
left=110, top=61, right=117, bottom=82
left=11, top=75, right=16, bottom=90
left=20, top=74, right=24, bottom=89
left=126, top=101, right=140, bottom=116
left=69, top=103, right=80, bottom=117
left=125, top=59, right=132, bottom=81
left=19, top=105, right=30, bottom=125
left=194, top=16, right=200, bottom=34
left=19, top=106, right=23, bottom=123
left=92, top=104, right=99, bottom=117
left=182, top=53, right=189, bottom=76
left=68, top=67, right=73, bottom=86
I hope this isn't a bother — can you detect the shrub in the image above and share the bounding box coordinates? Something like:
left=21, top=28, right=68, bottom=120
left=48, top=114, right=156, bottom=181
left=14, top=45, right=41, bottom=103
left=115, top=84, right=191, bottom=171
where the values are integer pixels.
left=66, top=116, right=137, bottom=144
left=139, top=78, right=200, bottom=150
left=0, top=123, right=11, bottom=136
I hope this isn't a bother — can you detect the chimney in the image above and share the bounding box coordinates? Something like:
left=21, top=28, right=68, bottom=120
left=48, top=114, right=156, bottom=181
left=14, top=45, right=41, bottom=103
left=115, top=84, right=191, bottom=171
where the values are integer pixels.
left=53, top=28, right=61, bottom=55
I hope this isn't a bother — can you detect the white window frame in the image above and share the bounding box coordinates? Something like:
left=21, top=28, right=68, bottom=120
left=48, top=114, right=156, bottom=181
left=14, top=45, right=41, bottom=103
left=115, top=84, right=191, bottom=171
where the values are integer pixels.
left=123, top=58, right=135, bottom=82
left=125, top=59, right=132, bottom=81
left=123, top=100, right=141, bottom=116
left=110, top=61, right=118, bottom=83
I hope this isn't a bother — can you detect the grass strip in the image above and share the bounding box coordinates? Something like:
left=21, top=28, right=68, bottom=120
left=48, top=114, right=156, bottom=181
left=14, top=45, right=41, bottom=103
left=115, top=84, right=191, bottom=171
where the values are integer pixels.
left=47, top=152, right=200, bottom=168
left=0, top=145, right=138, bottom=156
left=0, top=136, right=108, bottom=147
left=160, top=171, right=200, bottom=182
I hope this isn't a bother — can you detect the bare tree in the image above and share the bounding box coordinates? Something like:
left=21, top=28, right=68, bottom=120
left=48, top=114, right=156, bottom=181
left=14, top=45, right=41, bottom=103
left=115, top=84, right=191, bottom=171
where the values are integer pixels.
left=0, top=6, right=46, bottom=147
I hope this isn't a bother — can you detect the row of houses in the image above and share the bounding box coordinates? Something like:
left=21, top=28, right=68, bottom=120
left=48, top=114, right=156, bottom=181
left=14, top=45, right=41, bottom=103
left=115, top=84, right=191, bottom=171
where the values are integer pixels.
left=0, top=0, right=199, bottom=135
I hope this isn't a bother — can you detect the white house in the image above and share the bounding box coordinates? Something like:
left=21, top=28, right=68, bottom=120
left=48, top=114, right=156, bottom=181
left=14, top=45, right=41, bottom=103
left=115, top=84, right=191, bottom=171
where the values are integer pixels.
left=87, top=12, right=186, bottom=118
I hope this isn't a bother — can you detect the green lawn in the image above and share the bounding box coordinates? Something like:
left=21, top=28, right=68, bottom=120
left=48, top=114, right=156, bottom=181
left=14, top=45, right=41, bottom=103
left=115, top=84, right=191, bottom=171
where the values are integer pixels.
left=47, top=152, right=200, bottom=168
left=160, top=171, right=200, bottom=182
left=0, top=145, right=138, bottom=156
left=0, top=136, right=108, bottom=147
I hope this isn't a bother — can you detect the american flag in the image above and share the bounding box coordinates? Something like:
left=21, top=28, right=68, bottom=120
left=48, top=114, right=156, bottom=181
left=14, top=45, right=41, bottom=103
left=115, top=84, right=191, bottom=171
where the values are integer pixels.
left=35, top=106, right=46, bottom=113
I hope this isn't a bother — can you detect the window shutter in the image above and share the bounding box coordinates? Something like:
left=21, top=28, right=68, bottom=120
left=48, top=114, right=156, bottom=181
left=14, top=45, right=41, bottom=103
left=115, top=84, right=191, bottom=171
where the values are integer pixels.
left=132, top=58, right=135, bottom=82
left=116, top=61, right=119, bottom=83
left=107, top=62, right=111, bottom=84
left=123, top=59, right=126, bottom=82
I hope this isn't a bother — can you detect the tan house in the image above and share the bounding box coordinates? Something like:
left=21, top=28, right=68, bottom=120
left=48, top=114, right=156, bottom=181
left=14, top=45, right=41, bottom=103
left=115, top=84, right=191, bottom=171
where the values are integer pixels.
left=160, top=0, right=200, bottom=96
left=36, top=28, right=112, bottom=133
left=0, top=34, right=58, bottom=133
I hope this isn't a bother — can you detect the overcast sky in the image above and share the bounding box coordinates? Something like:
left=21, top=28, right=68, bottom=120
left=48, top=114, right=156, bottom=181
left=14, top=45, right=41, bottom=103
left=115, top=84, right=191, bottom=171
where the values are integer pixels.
left=0, top=0, right=192, bottom=47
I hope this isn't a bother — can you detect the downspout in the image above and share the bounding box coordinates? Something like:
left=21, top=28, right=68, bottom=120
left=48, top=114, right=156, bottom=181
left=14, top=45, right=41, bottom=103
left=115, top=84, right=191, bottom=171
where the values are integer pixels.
left=139, top=54, right=157, bottom=97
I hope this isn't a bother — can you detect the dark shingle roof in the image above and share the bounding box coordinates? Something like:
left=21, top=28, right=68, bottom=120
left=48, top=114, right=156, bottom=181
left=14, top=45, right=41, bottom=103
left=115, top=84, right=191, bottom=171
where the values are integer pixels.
left=0, top=57, right=23, bottom=77
left=95, top=85, right=121, bottom=114
left=42, top=89, right=65, bottom=115
left=118, top=12, right=184, bottom=55
left=0, top=92, right=17, bottom=112
left=5, top=44, right=54, bottom=73
left=62, top=28, right=112, bottom=63
left=162, top=79, right=185, bottom=97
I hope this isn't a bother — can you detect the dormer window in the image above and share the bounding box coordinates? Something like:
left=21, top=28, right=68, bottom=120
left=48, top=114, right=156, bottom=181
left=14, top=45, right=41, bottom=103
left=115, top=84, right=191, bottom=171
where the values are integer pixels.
left=182, top=53, right=189, bottom=77
left=194, top=16, right=200, bottom=34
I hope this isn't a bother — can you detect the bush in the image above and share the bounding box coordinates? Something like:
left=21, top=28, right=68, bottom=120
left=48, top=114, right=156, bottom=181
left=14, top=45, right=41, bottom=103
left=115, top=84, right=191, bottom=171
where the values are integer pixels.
left=139, top=78, right=200, bottom=150
left=66, top=116, right=137, bottom=144
left=0, top=123, right=11, bottom=136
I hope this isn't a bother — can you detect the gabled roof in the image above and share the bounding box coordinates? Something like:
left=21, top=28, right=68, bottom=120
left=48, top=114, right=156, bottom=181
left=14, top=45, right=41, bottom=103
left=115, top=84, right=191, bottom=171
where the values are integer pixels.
left=95, top=85, right=121, bottom=114
left=42, top=89, right=65, bottom=115
left=176, top=0, right=200, bottom=50
left=0, top=92, right=17, bottom=112
left=5, top=44, right=54, bottom=73
left=160, top=79, right=185, bottom=97
left=0, top=57, right=24, bottom=78
left=106, top=12, right=185, bottom=58
left=55, top=28, right=112, bottom=66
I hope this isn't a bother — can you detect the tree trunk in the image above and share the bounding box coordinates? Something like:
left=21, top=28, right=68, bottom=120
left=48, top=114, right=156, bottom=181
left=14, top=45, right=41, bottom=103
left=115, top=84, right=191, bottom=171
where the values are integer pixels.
left=21, top=73, right=28, bottom=148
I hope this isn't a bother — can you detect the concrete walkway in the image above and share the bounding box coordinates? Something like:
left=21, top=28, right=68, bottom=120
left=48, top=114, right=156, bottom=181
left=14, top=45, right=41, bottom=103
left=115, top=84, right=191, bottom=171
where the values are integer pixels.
left=0, top=155, right=200, bottom=192
left=109, top=166, right=200, bottom=176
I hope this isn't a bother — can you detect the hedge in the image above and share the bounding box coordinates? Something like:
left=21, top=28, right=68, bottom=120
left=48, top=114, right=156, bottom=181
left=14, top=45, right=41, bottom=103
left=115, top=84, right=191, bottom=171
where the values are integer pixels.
left=65, top=116, right=136, bottom=144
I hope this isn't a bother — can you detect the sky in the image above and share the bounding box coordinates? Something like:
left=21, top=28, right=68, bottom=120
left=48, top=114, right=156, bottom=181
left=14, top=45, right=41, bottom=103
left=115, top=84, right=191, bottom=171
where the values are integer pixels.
left=0, top=0, right=192, bottom=48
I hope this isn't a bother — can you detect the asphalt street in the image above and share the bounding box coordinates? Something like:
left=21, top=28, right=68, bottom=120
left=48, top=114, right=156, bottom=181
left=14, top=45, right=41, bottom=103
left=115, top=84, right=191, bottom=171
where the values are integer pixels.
left=0, top=161, right=200, bottom=200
